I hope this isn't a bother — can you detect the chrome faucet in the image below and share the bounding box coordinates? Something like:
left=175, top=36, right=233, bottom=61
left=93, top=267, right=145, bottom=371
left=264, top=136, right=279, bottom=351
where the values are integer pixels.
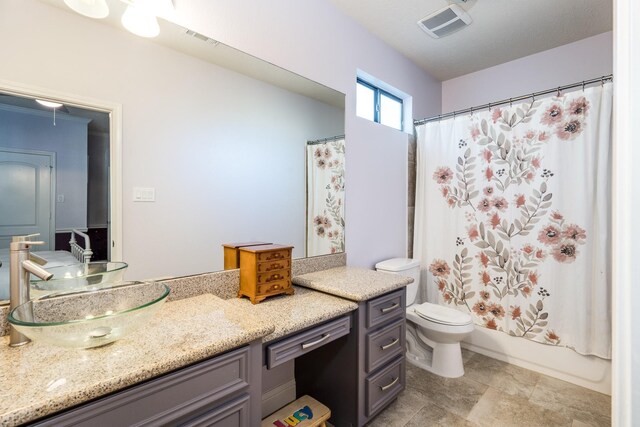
left=9, top=235, right=54, bottom=347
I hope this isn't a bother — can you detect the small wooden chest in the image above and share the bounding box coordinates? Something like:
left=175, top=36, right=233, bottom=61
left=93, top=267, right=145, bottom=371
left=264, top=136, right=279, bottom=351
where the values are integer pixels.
left=238, top=244, right=294, bottom=304
left=222, top=241, right=272, bottom=270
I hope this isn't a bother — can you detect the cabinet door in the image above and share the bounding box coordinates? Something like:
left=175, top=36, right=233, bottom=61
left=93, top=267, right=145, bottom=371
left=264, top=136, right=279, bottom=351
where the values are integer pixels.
left=365, top=356, right=405, bottom=417
left=33, top=347, right=250, bottom=427
left=365, top=318, right=405, bottom=373
left=366, top=290, right=404, bottom=329
left=181, top=394, right=250, bottom=427
left=266, top=316, right=351, bottom=369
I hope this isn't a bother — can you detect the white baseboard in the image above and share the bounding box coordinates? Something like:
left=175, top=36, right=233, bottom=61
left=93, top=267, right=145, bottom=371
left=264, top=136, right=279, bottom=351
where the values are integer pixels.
left=261, top=379, right=296, bottom=418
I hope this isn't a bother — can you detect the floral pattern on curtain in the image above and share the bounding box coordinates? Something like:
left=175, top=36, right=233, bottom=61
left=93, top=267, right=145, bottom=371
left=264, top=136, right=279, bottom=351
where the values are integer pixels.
left=414, top=84, right=612, bottom=358
left=306, top=138, right=345, bottom=256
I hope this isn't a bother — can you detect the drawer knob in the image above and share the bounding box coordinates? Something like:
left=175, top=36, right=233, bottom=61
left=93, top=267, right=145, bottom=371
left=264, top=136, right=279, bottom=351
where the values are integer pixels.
left=272, top=284, right=281, bottom=290
left=380, top=303, right=399, bottom=313
left=301, top=333, right=331, bottom=349
left=380, top=377, right=399, bottom=391
left=380, top=338, right=400, bottom=351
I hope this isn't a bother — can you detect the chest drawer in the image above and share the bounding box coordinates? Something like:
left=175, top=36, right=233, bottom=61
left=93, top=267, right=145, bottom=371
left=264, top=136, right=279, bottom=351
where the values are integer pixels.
left=266, top=315, right=351, bottom=369
left=257, top=269, right=290, bottom=285
left=366, top=289, right=404, bottom=329
left=365, top=356, right=405, bottom=417
left=257, top=249, right=290, bottom=262
left=257, top=281, right=290, bottom=295
left=366, top=318, right=405, bottom=373
left=257, top=259, right=291, bottom=273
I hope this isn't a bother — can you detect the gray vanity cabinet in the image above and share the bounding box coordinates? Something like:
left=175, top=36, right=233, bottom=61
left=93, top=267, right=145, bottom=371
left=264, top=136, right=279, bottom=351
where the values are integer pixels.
left=296, top=288, right=406, bottom=426
left=32, top=341, right=262, bottom=427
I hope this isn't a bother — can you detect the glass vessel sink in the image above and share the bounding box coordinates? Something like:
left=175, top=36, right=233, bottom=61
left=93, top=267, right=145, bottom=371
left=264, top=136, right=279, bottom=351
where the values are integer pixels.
left=8, top=281, right=170, bottom=349
left=31, top=261, right=128, bottom=298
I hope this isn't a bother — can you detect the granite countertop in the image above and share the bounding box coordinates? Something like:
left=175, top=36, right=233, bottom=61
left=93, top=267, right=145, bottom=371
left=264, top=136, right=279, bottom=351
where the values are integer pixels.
left=292, top=266, right=413, bottom=302
left=0, top=294, right=274, bottom=426
left=226, top=286, right=358, bottom=343
left=0, top=257, right=363, bottom=426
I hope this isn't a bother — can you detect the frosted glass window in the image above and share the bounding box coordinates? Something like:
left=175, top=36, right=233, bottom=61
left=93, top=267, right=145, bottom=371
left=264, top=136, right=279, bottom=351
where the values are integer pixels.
left=356, top=78, right=403, bottom=131
left=356, top=82, right=375, bottom=121
left=380, top=93, right=403, bottom=130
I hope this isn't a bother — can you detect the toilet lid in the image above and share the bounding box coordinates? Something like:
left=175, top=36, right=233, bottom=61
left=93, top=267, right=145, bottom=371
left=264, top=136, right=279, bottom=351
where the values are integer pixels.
left=413, top=302, right=472, bottom=326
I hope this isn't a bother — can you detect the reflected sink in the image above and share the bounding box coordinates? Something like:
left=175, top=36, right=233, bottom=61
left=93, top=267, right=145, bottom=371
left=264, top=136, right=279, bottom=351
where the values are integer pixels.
left=8, top=281, right=170, bottom=349
left=31, top=262, right=128, bottom=299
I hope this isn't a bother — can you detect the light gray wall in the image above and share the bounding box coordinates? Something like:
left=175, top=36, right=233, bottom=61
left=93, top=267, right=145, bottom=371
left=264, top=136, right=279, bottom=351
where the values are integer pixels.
left=170, top=0, right=443, bottom=269
left=0, top=0, right=442, bottom=277
left=442, top=32, right=613, bottom=112
left=0, top=105, right=89, bottom=231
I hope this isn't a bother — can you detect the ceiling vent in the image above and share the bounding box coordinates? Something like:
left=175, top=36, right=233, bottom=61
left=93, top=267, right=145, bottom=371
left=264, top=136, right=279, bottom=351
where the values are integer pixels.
left=417, top=4, right=472, bottom=39
left=184, top=29, right=220, bottom=46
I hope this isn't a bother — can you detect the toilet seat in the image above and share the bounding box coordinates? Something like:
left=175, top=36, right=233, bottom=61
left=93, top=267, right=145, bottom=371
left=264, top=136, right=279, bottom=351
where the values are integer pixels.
left=412, top=302, right=472, bottom=326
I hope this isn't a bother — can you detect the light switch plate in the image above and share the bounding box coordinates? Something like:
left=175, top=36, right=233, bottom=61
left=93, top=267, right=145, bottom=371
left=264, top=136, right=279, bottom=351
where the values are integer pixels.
left=133, top=187, right=155, bottom=202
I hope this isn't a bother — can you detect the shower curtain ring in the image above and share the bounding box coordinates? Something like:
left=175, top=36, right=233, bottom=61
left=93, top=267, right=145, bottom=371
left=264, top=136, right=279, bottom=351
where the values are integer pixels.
left=470, top=107, right=474, bottom=116
left=488, top=102, right=492, bottom=111
left=557, top=87, right=561, bottom=97
left=582, top=81, right=586, bottom=92
left=601, top=77, right=605, bottom=86
left=509, top=98, right=513, bottom=108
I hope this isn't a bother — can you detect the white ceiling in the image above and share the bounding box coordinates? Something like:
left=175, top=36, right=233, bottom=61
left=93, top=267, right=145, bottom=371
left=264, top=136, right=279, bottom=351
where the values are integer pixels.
left=329, top=0, right=613, bottom=81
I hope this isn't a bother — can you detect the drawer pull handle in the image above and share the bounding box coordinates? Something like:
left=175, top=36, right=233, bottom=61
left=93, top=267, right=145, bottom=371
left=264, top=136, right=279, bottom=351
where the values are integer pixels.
left=381, top=303, right=399, bottom=313
left=380, top=338, right=400, bottom=351
left=301, top=333, right=331, bottom=349
left=380, top=377, right=399, bottom=391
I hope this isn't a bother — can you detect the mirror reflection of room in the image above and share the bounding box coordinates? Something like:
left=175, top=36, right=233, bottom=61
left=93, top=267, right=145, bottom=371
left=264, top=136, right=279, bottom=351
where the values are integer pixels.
left=0, top=0, right=345, bottom=293
left=0, top=96, right=110, bottom=301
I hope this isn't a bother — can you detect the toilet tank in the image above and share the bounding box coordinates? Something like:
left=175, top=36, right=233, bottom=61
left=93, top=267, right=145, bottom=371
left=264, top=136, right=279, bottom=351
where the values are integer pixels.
left=375, top=258, right=420, bottom=306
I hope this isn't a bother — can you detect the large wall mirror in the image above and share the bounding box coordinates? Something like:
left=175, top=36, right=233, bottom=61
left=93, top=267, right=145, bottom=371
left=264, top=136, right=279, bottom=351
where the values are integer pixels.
left=0, top=0, right=345, bottom=303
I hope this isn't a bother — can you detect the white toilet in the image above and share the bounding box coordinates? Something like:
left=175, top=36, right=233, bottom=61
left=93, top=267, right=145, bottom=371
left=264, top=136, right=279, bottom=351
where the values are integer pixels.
left=375, top=258, right=474, bottom=378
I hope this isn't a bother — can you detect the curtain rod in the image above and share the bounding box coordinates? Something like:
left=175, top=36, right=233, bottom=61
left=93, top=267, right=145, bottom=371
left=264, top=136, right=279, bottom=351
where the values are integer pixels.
left=307, top=134, right=345, bottom=145
left=414, top=74, right=613, bottom=126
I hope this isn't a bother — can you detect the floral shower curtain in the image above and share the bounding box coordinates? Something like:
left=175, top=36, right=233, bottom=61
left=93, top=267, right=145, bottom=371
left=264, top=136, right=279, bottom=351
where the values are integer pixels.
left=306, top=137, right=345, bottom=256
left=413, top=84, right=612, bottom=358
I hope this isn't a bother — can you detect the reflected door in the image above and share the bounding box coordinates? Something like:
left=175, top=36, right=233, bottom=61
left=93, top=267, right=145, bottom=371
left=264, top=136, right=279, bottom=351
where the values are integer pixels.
left=0, top=148, right=54, bottom=250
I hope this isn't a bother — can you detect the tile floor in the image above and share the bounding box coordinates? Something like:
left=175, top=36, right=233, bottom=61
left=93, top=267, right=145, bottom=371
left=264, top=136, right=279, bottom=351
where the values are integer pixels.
left=367, top=350, right=611, bottom=427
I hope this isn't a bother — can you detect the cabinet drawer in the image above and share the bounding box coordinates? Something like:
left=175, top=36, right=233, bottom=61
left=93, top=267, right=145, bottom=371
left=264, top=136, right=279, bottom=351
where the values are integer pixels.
left=35, top=347, right=250, bottom=427
left=266, top=315, right=351, bottom=369
left=257, top=259, right=291, bottom=273
left=257, top=269, right=290, bottom=285
left=365, top=356, right=405, bottom=417
left=366, top=318, right=405, bottom=373
left=257, top=249, right=290, bottom=262
left=182, top=394, right=250, bottom=427
left=257, top=281, right=290, bottom=295
left=366, top=289, right=404, bottom=329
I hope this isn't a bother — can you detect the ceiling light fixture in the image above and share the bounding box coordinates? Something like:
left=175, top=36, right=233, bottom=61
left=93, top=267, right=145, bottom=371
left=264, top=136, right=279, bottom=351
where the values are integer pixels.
left=35, top=99, right=64, bottom=126
left=36, top=99, right=64, bottom=109
left=63, top=0, right=109, bottom=19
left=121, top=3, right=160, bottom=38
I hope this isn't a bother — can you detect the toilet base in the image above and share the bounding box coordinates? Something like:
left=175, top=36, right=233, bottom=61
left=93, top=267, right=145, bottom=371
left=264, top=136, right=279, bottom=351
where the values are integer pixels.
left=406, top=323, right=467, bottom=378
